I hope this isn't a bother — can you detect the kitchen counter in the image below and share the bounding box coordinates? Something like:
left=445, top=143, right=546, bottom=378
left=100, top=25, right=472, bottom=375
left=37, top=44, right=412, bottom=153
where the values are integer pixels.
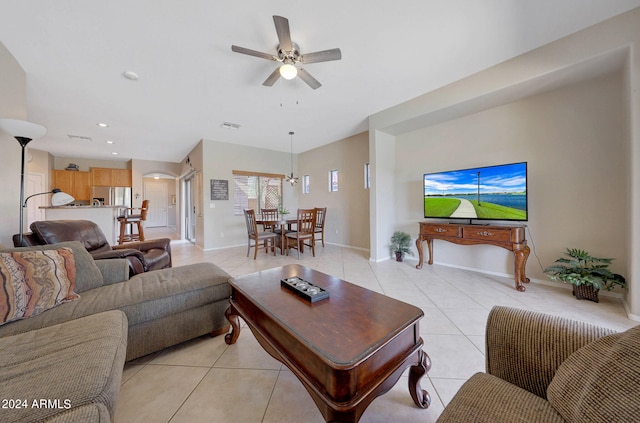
left=40, top=206, right=125, bottom=244
left=40, top=205, right=125, bottom=209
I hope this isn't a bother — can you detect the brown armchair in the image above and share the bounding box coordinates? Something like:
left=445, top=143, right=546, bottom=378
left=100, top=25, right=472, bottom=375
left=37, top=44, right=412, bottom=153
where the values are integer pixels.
left=13, top=220, right=171, bottom=275
left=437, top=306, right=639, bottom=422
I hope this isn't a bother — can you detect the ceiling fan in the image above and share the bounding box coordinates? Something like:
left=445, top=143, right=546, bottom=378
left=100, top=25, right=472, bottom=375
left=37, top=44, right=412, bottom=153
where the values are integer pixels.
left=231, top=15, right=342, bottom=90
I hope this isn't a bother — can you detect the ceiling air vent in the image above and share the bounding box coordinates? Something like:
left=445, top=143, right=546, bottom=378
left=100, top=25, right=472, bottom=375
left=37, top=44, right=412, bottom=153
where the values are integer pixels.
left=221, top=122, right=240, bottom=130
left=68, top=135, right=92, bottom=142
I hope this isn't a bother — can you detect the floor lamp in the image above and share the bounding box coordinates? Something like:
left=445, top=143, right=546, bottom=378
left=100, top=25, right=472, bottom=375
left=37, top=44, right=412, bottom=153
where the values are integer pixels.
left=0, top=118, right=48, bottom=246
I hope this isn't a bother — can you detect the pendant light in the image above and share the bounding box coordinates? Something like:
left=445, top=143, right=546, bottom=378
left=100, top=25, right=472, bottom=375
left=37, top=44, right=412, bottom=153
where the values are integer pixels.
left=286, top=131, right=298, bottom=186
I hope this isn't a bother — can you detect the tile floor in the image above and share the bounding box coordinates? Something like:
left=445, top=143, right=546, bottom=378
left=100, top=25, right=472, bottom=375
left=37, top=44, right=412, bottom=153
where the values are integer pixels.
left=115, top=228, right=637, bottom=423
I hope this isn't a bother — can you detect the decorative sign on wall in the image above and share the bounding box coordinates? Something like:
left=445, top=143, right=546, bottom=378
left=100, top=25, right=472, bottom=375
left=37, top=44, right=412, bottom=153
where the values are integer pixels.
left=211, top=179, right=229, bottom=200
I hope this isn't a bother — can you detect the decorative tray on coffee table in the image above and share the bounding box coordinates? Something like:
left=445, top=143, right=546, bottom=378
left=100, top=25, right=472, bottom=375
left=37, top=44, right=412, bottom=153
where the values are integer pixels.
left=281, top=276, right=330, bottom=303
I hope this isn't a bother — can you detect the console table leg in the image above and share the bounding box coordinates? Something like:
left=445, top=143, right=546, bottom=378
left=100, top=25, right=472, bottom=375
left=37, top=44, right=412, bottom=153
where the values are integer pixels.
left=521, top=246, right=531, bottom=284
left=224, top=305, right=241, bottom=345
left=408, top=349, right=431, bottom=409
left=513, top=247, right=530, bottom=292
left=416, top=239, right=424, bottom=269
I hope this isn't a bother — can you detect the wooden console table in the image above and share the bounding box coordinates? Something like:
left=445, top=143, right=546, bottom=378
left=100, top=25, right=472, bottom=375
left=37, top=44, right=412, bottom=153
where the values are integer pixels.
left=416, top=222, right=530, bottom=291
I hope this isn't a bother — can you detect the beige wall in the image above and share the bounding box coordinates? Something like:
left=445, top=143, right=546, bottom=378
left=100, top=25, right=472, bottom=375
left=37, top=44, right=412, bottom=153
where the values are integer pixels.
left=0, top=41, right=27, bottom=247
left=395, top=71, right=627, bottom=282
left=298, top=132, right=370, bottom=250
left=370, top=8, right=640, bottom=318
left=189, top=139, right=296, bottom=250
left=134, top=159, right=181, bottom=227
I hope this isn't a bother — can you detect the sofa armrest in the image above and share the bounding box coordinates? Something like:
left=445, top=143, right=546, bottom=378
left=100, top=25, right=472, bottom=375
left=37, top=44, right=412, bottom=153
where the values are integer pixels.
left=91, top=249, right=146, bottom=274
left=94, top=258, right=129, bottom=285
left=112, top=238, right=171, bottom=253
left=113, top=238, right=172, bottom=268
left=485, top=306, right=615, bottom=399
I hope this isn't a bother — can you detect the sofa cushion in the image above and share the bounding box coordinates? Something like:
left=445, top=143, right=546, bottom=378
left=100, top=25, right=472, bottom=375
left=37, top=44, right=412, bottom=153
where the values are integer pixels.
left=437, top=372, right=565, bottom=423
left=0, top=241, right=104, bottom=293
left=0, top=262, right=229, bottom=338
left=0, top=310, right=127, bottom=423
left=547, top=325, right=640, bottom=422
left=0, top=247, right=79, bottom=326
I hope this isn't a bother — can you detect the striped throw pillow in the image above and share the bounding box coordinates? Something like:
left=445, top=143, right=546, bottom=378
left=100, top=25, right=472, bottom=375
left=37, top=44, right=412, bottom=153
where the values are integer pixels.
left=0, top=247, right=79, bottom=325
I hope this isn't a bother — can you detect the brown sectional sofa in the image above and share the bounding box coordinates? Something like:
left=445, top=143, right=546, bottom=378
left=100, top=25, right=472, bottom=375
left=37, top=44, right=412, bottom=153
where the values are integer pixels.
left=0, top=240, right=232, bottom=422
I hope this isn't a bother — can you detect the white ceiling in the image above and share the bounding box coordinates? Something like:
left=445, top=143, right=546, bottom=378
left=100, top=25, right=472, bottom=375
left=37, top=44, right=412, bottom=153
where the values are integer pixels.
left=2, top=1, right=640, bottom=162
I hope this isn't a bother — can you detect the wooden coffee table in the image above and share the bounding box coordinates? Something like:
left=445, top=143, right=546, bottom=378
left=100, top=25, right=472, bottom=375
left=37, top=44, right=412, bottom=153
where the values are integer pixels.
left=225, top=264, right=431, bottom=423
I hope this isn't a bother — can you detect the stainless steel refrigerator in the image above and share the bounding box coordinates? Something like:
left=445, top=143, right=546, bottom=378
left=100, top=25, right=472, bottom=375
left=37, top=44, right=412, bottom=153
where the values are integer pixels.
left=92, top=186, right=132, bottom=208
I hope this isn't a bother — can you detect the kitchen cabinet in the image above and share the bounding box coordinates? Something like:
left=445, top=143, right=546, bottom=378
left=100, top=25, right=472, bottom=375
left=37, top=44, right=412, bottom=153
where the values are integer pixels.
left=91, top=168, right=131, bottom=187
left=112, top=169, right=132, bottom=186
left=52, top=170, right=91, bottom=201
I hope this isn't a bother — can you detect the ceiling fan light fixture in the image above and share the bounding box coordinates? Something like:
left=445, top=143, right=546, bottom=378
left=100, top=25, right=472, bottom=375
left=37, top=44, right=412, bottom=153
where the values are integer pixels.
left=279, top=62, right=297, bottom=80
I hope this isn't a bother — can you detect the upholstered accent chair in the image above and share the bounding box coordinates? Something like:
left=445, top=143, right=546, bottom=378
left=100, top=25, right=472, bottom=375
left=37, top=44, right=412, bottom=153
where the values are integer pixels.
left=437, top=306, right=640, bottom=422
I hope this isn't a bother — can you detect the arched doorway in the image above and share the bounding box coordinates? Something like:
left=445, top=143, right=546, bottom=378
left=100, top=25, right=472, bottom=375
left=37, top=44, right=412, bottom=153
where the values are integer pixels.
left=142, top=173, right=177, bottom=230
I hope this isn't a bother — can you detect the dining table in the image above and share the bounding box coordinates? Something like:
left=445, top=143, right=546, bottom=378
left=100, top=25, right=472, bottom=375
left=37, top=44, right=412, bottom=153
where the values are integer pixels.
left=256, top=217, right=298, bottom=254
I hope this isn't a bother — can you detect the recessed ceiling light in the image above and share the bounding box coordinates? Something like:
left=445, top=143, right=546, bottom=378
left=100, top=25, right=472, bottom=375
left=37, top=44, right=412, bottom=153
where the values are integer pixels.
left=106, top=140, right=114, bottom=144
left=123, top=71, right=139, bottom=81
left=97, top=122, right=109, bottom=128
left=111, top=152, right=118, bottom=155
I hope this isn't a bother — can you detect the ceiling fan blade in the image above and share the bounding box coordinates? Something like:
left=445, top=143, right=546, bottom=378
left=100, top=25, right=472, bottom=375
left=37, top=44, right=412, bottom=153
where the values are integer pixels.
left=297, top=68, right=321, bottom=90
left=273, top=15, right=292, bottom=52
left=300, top=48, right=342, bottom=64
left=231, top=45, right=276, bottom=61
left=262, top=68, right=281, bottom=86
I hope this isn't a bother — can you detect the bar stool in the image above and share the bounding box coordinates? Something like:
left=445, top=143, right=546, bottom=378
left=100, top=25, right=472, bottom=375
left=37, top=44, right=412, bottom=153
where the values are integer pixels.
left=117, top=200, right=149, bottom=244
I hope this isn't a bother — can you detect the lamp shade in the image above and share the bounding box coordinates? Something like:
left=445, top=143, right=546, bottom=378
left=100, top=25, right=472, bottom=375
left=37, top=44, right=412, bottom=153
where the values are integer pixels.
left=279, top=63, right=298, bottom=80
left=0, top=118, right=47, bottom=139
left=51, top=191, right=75, bottom=206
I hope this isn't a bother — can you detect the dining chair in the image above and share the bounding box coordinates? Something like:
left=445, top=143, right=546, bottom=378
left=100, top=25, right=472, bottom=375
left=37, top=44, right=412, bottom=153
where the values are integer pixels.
left=314, top=207, right=327, bottom=247
left=261, top=207, right=284, bottom=253
left=117, top=199, right=149, bottom=245
left=243, top=209, right=278, bottom=259
left=285, top=208, right=317, bottom=259
left=260, top=208, right=279, bottom=231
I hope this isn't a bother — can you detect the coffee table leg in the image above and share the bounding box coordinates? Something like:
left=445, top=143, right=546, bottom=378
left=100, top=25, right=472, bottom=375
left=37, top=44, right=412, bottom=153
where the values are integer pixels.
left=224, top=306, right=241, bottom=345
left=408, top=349, right=432, bottom=409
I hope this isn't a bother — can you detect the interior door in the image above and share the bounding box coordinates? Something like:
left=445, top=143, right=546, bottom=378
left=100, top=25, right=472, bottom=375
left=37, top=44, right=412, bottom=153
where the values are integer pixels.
left=26, top=172, right=45, bottom=227
left=143, top=181, right=168, bottom=227
left=184, top=175, right=196, bottom=243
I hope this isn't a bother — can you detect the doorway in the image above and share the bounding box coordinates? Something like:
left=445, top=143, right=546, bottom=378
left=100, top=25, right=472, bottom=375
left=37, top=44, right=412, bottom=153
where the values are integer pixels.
left=143, top=181, right=168, bottom=227
left=183, top=174, right=196, bottom=243
left=26, top=172, right=45, bottom=228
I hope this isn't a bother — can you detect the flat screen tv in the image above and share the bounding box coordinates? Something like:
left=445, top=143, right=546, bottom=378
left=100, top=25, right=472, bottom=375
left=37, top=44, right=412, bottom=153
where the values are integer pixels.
left=423, top=162, right=527, bottom=221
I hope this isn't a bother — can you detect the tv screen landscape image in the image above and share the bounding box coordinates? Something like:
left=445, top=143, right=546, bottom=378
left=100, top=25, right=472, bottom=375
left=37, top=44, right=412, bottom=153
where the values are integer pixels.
left=424, top=162, right=527, bottom=221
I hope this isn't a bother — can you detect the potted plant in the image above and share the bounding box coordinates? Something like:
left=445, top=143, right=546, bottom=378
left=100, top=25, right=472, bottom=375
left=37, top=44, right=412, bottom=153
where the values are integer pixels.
left=389, top=231, right=413, bottom=262
left=543, top=248, right=626, bottom=303
left=278, top=206, right=290, bottom=217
